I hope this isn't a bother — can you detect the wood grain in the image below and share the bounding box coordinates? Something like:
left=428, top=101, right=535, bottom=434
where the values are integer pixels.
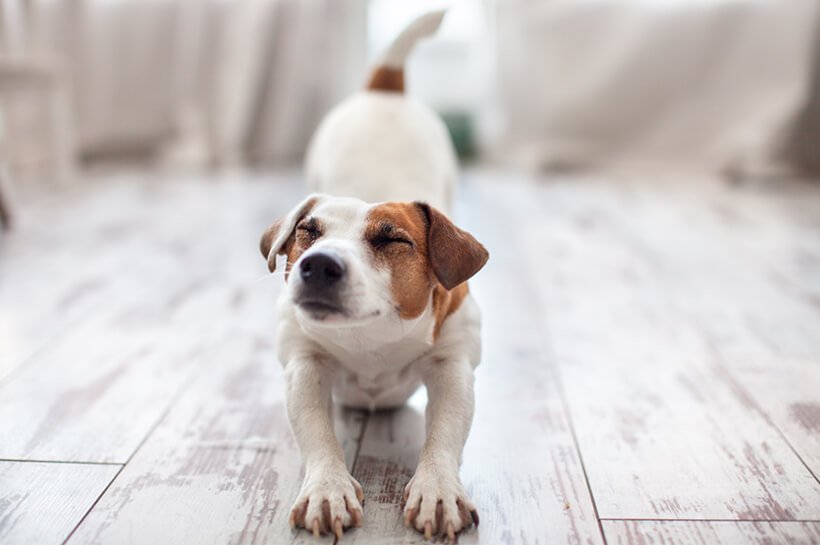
left=0, top=175, right=304, bottom=463
left=728, top=358, right=820, bottom=481
left=621, top=180, right=820, bottom=357
left=601, top=182, right=820, bottom=484
left=503, top=178, right=820, bottom=521
left=577, top=179, right=820, bottom=485
left=0, top=173, right=304, bottom=380
left=0, top=461, right=120, bottom=545
left=603, top=520, right=820, bottom=545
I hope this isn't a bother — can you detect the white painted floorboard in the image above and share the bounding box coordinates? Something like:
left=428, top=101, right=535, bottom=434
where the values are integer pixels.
left=0, top=461, right=121, bottom=545
left=1, top=170, right=819, bottom=544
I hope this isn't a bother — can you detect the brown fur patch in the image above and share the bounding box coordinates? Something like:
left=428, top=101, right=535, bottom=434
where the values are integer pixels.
left=366, top=65, right=404, bottom=93
left=415, top=202, right=489, bottom=290
left=365, top=203, right=431, bottom=319
left=366, top=203, right=473, bottom=339
left=432, top=282, right=469, bottom=340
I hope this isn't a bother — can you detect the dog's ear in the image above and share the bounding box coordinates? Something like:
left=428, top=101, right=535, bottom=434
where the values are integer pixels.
left=260, top=194, right=324, bottom=273
left=415, top=202, right=489, bottom=290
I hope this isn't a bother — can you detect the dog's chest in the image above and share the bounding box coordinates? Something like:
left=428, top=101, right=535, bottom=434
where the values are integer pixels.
left=314, top=327, right=433, bottom=410
left=293, top=302, right=437, bottom=409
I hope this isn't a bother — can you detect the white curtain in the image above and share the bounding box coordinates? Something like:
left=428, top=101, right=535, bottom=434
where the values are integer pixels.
left=494, top=0, right=820, bottom=175
left=38, top=0, right=366, bottom=166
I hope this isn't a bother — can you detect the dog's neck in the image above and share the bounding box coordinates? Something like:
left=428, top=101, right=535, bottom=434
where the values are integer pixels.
left=296, top=297, right=436, bottom=369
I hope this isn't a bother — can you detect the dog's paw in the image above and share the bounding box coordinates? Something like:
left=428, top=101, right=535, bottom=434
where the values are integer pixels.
left=289, top=467, right=364, bottom=539
left=403, top=464, right=478, bottom=542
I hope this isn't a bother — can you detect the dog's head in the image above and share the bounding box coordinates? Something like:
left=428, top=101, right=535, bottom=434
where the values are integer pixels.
left=260, top=194, right=488, bottom=331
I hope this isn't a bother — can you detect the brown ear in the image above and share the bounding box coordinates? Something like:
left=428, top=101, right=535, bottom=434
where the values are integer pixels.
left=259, top=194, right=323, bottom=273
left=259, top=218, right=284, bottom=272
left=415, top=202, right=489, bottom=290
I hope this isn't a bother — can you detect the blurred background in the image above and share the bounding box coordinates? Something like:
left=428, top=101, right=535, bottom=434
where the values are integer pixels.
left=0, top=0, right=818, bottom=186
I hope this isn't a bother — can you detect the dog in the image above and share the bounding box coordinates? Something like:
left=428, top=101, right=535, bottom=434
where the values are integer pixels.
left=259, top=10, right=488, bottom=541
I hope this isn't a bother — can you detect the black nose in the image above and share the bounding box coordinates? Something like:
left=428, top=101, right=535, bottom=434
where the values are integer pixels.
left=300, top=252, right=346, bottom=287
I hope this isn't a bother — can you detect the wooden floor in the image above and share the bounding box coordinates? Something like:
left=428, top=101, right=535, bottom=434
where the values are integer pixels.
left=1, top=169, right=820, bottom=545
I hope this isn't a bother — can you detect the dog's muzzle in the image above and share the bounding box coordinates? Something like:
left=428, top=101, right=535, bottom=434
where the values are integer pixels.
left=295, top=251, right=347, bottom=316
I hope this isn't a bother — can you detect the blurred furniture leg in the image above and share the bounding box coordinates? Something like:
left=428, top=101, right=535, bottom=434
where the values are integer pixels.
left=0, top=162, right=13, bottom=230
left=0, top=105, right=13, bottom=230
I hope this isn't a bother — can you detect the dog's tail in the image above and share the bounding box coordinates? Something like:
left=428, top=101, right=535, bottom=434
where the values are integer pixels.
left=366, top=9, right=447, bottom=93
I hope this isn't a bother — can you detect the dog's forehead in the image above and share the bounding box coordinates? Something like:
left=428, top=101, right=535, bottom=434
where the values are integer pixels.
left=309, top=198, right=426, bottom=242
left=365, top=202, right=424, bottom=233
left=311, top=197, right=370, bottom=235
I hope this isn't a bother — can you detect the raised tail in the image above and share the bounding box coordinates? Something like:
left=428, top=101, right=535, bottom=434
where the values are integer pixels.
left=366, top=9, right=447, bottom=93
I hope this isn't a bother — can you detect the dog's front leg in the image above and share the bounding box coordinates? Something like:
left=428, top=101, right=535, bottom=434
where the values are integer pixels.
left=285, top=357, right=364, bottom=538
left=404, top=358, right=479, bottom=541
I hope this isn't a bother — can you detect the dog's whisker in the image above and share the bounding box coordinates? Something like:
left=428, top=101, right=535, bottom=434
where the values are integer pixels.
left=252, top=272, right=286, bottom=284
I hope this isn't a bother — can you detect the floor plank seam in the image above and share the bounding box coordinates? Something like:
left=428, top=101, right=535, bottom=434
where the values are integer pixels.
left=0, top=458, right=123, bottom=466
left=605, top=200, right=820, bottom=518
left=116, top=367, right=200, bottom=467
left=59, top=367, right=199, bottom=544
left=349, top=410, right=371, bottom=476
left=609, top=198, right=820, bottom=491
left=501, top=195, right=610, bottom=545
left=530, top=289, right=610, bottom=544
left=544, top=355, right=610, bottom=545
left=59, top=463, right=125, bottom=545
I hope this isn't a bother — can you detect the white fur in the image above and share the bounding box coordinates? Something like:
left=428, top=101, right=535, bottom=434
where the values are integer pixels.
left=306, top=93, right=457, bottom=212
left=380, top=9, right=446, bottom=70
left=277, top=9, right=481, bottom=540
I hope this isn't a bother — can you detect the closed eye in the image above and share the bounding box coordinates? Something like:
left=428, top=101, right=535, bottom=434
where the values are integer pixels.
left=297, top=225, right=320, bottom=235
left=371, top=235, right=413, bottom=248
left=296, top=219, right=321, bottom=240
left=369, top=222, right=414, bottom=249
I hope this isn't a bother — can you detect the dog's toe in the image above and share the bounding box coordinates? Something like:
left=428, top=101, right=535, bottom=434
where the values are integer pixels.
left=403, top=465, right=477, bottom=540
left=291, top=470, right=364, bottom=538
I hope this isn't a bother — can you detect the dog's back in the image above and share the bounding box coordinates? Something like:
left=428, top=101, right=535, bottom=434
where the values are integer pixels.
left=305, top=10, right=457, bottom=212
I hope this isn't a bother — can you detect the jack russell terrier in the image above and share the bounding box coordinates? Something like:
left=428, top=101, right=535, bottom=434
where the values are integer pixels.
left=260, top=10, right=488, bottom=542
